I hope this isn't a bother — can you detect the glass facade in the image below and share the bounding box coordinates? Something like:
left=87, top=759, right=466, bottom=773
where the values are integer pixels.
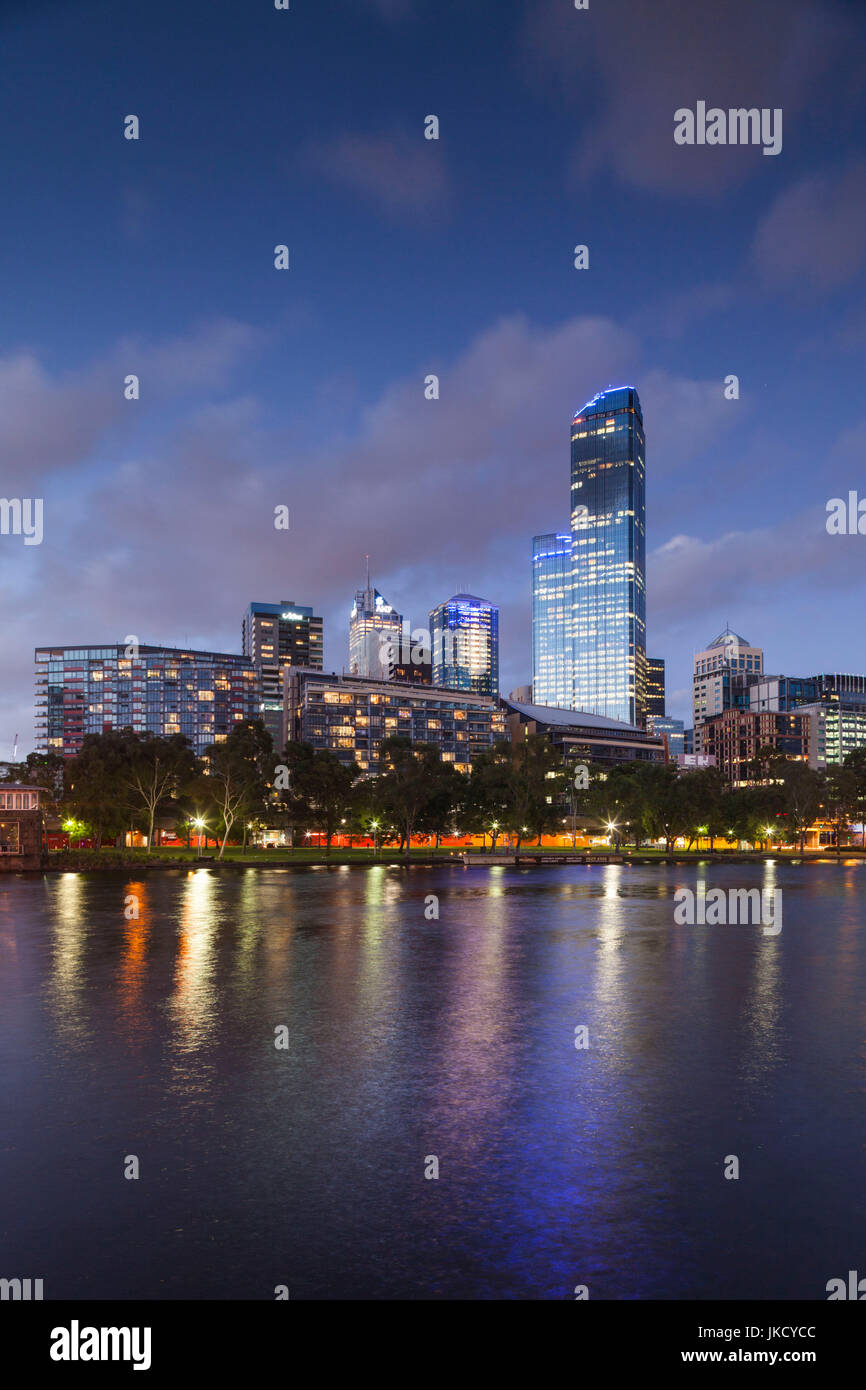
left=570, top=387, right=646, bottom=726
left=647, top=714, right=685, bottom=758
left=34, top=645, right=259, bottom=758
left=349, top=587, right=403, bottom=680
left=531, top=533, right=573, bottom=708
left=429, top=594, right=499, bottom=699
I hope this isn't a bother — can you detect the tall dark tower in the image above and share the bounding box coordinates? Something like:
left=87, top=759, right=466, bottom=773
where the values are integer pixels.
left=570, top=386, right=646, bottom=726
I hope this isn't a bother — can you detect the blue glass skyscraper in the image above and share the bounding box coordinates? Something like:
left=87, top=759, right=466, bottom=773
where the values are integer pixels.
left=570, top=386, right=646, bottom=726
left=429, top=594, right=499, bottom=698
left=531, top=533, right=573, bottom=708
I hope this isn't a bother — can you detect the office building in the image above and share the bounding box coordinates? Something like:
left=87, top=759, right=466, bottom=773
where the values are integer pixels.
left=531, top=533, right=573, bottom=708
left=283, top=667, right=506, bottom=774
left=693, top=629, right=764, bottom=733
left=699, top=709, right=812, bottom=785
left=242, top=601, right=323, bottom=748
left=429, top=594, right=499, bottom=698
left=571, top=386, right=647, bottom=726
left=647, top=714, right=685, bottom=758
left=737, top=670, right=866, bottom=765
left=747, top=675, right=818, bottom=713
left=646, top=657, right=666, bottom=717
left=349, top=582, right=403, bottom=680
left=34, top=644, right=259, bottom=758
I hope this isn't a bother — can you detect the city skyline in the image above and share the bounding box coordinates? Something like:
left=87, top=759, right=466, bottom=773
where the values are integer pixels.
left=3, top=0, right=866, bottom=755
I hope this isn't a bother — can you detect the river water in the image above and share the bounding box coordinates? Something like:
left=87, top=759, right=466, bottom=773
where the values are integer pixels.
left=1, top=861, right=865, bottom=1300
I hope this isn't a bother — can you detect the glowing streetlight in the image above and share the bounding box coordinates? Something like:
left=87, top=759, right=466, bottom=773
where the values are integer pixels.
left=193, top=817, right=205, bottom=857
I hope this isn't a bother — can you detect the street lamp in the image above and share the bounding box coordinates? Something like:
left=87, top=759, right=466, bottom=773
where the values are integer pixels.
left=371, top=819, right=380, bottom=858
left=193, top=817, right=205, bottom=858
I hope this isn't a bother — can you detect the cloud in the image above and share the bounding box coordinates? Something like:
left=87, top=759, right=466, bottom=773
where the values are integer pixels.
left=303, top=130, right=450, bottom=220
left=520, top=0, right=855, bottom=195
left=0, top=353, right=121, bottom=481
left=2, top=308, right=853, bottom=747
left=0, top=319, right=262, bottom=484
left=649, top=508, right=863, bottom=624
left=751, top=161, right=866, bottom=290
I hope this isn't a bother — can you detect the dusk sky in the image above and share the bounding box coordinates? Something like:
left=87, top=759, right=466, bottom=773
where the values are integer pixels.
left=2, top=0, right=866, bottom=754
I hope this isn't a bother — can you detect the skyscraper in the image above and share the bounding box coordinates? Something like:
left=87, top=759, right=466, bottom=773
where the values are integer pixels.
left=692, top=628, right=763, bottom=735
left=570, top=386, right=647, bottom=726
left=348, top=578, right=403, bottom=680
left=532, top=533, right=573, bottom=708
left=646, top=657, right=666, bottom=717
left=429, top=594, right=499, bottom=698
left=242, top=601, right=323, bottom=748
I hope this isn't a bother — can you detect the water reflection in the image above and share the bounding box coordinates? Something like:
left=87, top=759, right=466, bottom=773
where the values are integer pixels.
left=169, top=870, right=218, bottom=1056
left=4, top=862, right=865, bottom=1300
left=49, top=874, right=88, bottom=1047
left=118, top=880, right=151, bottom=1045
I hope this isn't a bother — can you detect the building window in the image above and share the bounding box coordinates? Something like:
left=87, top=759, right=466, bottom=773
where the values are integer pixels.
left=0, top=822, right=21, bottom=854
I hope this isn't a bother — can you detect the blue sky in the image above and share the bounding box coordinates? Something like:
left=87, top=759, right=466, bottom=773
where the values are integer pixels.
left=2, top=0, right=866, bottom=751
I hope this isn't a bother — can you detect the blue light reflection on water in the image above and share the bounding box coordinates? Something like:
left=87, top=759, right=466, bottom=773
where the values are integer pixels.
left=0, top=862, right=864, bottom=1300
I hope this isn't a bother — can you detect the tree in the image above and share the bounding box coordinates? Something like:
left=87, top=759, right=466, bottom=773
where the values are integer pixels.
left=416, top=760, right=464, bottom=848
left=377, top=737, right=443, bottom=861
left=126, top=733, right=196, bottom=852
left=276, top=742, right=358, bottom=854
left=463, top=741, right=515, bottom=851
left=507, top=734, right=567, bottom=848
left=780, top=763, right=825, bottom=854
left=65, top=731, right=132, bottom=849
left=202, top=721, right=273, bottom=860
left=627, top=763, right=694, bottom=852
left=845, top=750, right=866, bottom=845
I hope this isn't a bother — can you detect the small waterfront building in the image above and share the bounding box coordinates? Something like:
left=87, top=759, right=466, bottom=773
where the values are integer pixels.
left=0, top=785, right=46, bottom=870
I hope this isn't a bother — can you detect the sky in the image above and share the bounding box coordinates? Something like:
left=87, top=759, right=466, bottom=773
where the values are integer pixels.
left=1, top=0, right=865, bottom=753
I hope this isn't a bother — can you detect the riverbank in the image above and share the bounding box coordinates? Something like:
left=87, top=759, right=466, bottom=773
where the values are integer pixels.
left=24, top=845, right=866, bottom=871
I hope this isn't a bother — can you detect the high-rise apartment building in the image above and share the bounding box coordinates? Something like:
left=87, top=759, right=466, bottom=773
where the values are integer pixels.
left=429, top=594, right=499, bottom=699
left=242, top=601, right=323, bottom=748
left=570, top=386, right=647, bottom=726
left=531, top=533, right=573, bottom=708
left=34, top=644, right=259, bottom=758
left=282, top=667, right=506, bottom=775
